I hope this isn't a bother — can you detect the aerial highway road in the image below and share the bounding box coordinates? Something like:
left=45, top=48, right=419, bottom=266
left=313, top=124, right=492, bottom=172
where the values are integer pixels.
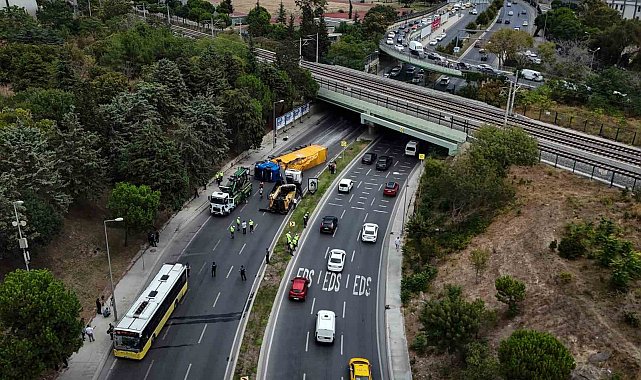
left=260, top=132, right=418, bottom=379
left=98, top=113, right=363, bottom=380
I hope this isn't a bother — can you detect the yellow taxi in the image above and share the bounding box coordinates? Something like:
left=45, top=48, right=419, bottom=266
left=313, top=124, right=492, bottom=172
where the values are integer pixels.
left=349, top=357, right=372, bottom=380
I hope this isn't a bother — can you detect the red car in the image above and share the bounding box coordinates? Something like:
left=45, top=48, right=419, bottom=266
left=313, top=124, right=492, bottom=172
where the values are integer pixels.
left=289, top=276, right=310, bottom=301
left=383, top=181, right=399, bottom=197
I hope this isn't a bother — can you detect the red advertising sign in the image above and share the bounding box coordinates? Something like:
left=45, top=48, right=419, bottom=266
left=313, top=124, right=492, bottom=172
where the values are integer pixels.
left=431, top=16, right=441, bottom=30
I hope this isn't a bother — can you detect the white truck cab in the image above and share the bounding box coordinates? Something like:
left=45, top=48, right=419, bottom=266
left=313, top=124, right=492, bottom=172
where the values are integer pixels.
left=285, top=169, right=303, bottom=185
left=209, top=191, right=235, bottom=216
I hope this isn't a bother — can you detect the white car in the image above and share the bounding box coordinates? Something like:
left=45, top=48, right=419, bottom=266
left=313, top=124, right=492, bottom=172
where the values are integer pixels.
left=387, top=31, right=395, bottom=38
left=338, top=178, right=354, bottom=194
left=507, top=1, right=512, bottom=6
left=327, top=249, right=346, bottom=272
left=435, top=34, right=445, bottom=42
left=361, top=223, right=379, bottom=243
left=429, top=39, right=438, bottom=46
left=394, top=44, right=404, bottom=52
left=513, top=27, right=520, bottom=31
left=386, top=38, right=394, bottom=45
left=522, top=21, right=528, bottom=26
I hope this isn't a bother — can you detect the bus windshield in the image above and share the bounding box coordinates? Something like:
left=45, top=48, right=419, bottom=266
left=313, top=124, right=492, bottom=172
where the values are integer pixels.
left=114, top=333, right=140, bottom=351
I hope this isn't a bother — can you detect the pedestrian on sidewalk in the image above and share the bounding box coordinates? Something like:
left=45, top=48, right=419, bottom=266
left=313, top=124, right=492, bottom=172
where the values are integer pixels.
left=303, top=212, right=309, bottom=228
left=265, top=248, right=270, bottom=264
left=230, top=225, right=235, bottom=239
left=193, top=187, right=199, bottom=200
left=95, top=297, right=102, bottom=315
left=239, top=265, right=247, bottom=281
left=395, top=236, right=401, bottom=251
left=86, top=325, right=95, bottom=342
left=80, top=318, right=86, bottom=341
left=186, top=262, right=191, bottom=277
left=249, top=219, right=254, bottom=233
left=211, top=261, right=217, bottom=277
left=242, top=220, right=247, bottom=234
left=107, top=323, right=114, bottom=340
left=154, top=228, right=160, bottom=245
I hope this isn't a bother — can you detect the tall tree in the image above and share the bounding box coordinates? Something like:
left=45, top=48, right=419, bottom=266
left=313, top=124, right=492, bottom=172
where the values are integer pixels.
left=36, top=0, right=76, bottom=32
left=0, top=269, right=83, bottom=379
left=246, top=4, right=272, bottom=37
left=108, top=182, right=161, bottom=245
left=486, top=29, right=533, bottom=68
left=217, top=89, right=264, bottom=152
left=277, top=1, right=287, bottom=24
left=99, top=0, right=131, bottom=21
left=144, top=59, right=190, bottom=102
left=183, top=95, right=230, bottom=168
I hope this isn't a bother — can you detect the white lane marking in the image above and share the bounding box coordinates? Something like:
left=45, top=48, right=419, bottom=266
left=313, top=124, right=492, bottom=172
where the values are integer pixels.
left=110, top=359, right=117, bottom=370
left=358, top=196, right=367, bottom=199
left=310, top=298, right=316, bottom=315
left=357, top=181, right=362, bottom=188
left=380, top=199, right=390, bottom=203
left=351, top=206, right=364, bottom=210
left=394, top=161, right=399, bottom=166
left=364, top=187, right=373, bottom=190
left=325, top=247, right=330, bottom=259
left=342, top=301, right=346, bottom=318
left=370, top=198, right=375, bottom=206
left=373, top=210, right=389, bottom=214
left=340, top=209, right=346, bottom=219
left=345, top=274, right=350, bottom=289
left=384, top=147, right=390, bottom=154
left=183, top=363, right=192, bottom=380
left=362, top=191, right=370, bottom=195
left=239, top=204, right=247, bottom=213
left=317, top=270, right=323, bottom=284
left=197, top=262, right=206, bottom=275
left=386, top=172, right=390, bottom=178
left=332, top=228, right=338, bottom=237
left=373, top=174, right=380, bottom=177
left=305, top=332, right=310, bottom=352
left=162, top=324, right=172, bottom=340
left=363, top=213, right=368, bottom=222
left=349, top=175, right=357, bottom=178
left=366, top=169, right=371, bottom=175
left=212, top=240, right=220, bottom=252
left=340, top=334, right=344, bottom=355
left=238, top=243, right=246, bottom=255
left=378, top=184, right=383, bottom=191
left=349, top=194, right=354, bottom=203
left=212, top=292, right=221, bottom=308
left=226, top=266, right=234, bottom=278
left=364, top=182, right=377, bottom=186
left=379, top=205, right=387, bottom=208
left=357, top=202, right=365, bottom=205
left=198, top=325, right=207, bottom=344
left=143, top=360, right=154, bottom=380
left=303, top=374, right=307, bottom=380
left=351, top=249, right=355, bottom=262
left=328, top=202, right=343, bottom=207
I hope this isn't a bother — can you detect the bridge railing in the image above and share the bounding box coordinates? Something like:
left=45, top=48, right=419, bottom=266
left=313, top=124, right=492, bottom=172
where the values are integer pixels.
left=317, top=76, right=641, bottom=190
left=378, top=43, right=463, bottom=76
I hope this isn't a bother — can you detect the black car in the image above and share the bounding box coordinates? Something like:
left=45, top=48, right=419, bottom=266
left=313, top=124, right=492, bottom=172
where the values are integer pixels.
left=456, top=62, right=471, bottom=70
left=376, top=156, right=393, bottom=171
left=504, top=19, right=511, bottom=24
left=320, top=216, right=339, bottom=234
left=361, top=152, right=378, bottom=165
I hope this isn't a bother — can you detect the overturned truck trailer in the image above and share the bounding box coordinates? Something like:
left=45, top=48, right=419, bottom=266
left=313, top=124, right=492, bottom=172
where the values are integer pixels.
left=272, top=145, right=328, bottom=172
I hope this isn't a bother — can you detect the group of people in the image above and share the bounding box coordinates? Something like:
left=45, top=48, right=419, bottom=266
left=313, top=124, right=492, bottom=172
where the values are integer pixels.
left=215, top=171, right=224, bottom=186
left=229, top=216, right=255, bottom=238
left=328, top=161, right=337, bottom=174
left=147, top=229, right=160, bottom=247
left=285, top=231, right=300, bottom=255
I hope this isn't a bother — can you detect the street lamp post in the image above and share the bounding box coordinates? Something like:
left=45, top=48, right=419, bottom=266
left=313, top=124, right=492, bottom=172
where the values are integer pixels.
left=272, top=99, right=284, bottom=149
left=590, top=47, right=601, bottom=70
left=104, top=218, right=124, bottom=321
left=11, top=200, right=30, bottom=271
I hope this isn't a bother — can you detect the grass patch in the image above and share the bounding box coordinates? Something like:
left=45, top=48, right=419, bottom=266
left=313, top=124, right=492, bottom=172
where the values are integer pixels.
left=233, top=140, right=370, bottom=379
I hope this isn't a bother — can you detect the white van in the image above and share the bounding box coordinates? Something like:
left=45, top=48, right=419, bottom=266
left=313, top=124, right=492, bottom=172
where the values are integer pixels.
left=521, top=69, right=544, bottom=82
left=409, top=40, right=423, bottom=52
left=405, top=140, right=418, bottom=156
left=315, top=310, right=335, bottom=344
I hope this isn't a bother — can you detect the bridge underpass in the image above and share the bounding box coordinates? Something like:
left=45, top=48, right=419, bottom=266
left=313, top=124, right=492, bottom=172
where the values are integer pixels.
left=317, top=86, right=467, bottom=155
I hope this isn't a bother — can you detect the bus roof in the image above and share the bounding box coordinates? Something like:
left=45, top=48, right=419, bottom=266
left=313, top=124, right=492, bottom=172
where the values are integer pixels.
left=115, top=263, right=186, bottom=333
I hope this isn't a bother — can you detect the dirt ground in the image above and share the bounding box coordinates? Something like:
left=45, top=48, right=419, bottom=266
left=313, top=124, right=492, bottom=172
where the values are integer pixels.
left=404, top=165, right=641, bottom=379
left=233, top=0, right=400, bottom=19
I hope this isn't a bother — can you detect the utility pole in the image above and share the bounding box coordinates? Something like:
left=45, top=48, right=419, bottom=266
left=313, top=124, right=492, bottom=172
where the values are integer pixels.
left=12, top=201, right=30, bottom=271
left=503, top=80, right=513, bottom=127
left=88, top=0, right=92, bottom=17
left=166, top=2, right=170, bottom=24
left=316, top=32, right=319, bottom=63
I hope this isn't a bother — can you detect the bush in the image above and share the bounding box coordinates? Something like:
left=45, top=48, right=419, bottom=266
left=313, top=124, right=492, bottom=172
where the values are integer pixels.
left=495, top=275, right=526, bottom=317
left=411, top=333, right=428, bottom=354
left=557, top=234, right=587, bottom=259
left=556, top=271, right=573, bottom=285
left=463, top=342, right=500, bottom=380
left=623, top=310, right=640, bottom=328
left=401, top=266, right=438, bottom=301
left=498, top=330, right=576, bottom=380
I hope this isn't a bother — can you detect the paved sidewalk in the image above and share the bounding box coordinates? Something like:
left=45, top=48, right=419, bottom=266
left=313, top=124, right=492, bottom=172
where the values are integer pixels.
left=58, top=108, right=327, bottom=380
left=385, top=163, right=422, bottom=380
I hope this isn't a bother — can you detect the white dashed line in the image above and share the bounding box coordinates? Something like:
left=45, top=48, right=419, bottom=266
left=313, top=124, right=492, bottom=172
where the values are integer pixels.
left=143, top=360, right=154, bottom=380
left=212, top=292, right=221, bottom=308
left=226, top=266, right=234, bottom=278
left=310, top=298, right=316, bottom=315
left=238, top=243, right=246, bottom=255
left=340, top=209, right=346, bottom=219
left=183, top=363, right=192, bottom=380
left=351, top=206, right=365, bottom=210
left=198, top=325, right=207, bottom=344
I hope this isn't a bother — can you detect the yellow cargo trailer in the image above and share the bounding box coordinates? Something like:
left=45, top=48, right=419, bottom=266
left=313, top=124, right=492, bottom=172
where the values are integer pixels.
left=272, top=145, right=328, bottom=172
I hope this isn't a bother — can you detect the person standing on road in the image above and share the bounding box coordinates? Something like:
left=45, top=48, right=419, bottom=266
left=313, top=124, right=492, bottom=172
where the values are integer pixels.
left=249, top=219, right=254, bottom=233
left=236, top=217, right=241, bottom=229
left=259, top=187, right=263, bottom=198
left=303, top=212, right=309, bottom=228
left=86, top=325, right=95, bottom=342
left=230, top=225, right=235, bottom=239
left=265, top=248, right=270, bottom=264
left=239, top=265, right=247, bottom=281
left=211, top=261, right=217, bottom=277
left=80, top=318, right=86, bottom=341
left=107, top=323, right=114, bottom=340
left=242, top=220, right=247, bottom=234
left=95, top=298, right=102, bottom=315
left=395, top=236, right=401, bottom=251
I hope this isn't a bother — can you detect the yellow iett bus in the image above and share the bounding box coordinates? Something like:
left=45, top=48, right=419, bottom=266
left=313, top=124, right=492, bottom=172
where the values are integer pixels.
left=113, top=263, right=188, bottom=360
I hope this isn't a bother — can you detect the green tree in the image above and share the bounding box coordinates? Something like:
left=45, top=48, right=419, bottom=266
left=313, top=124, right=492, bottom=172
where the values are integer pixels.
left=419, top=284, right=490, bottom=354
left=36, top=0, right=76, bottom=32
left=12, top=88, right=75, bottom=123
left=217, top=0, right=233, bottom=14
left=470, top=248, right=491, bottom=283
left=99, top=0, right=131, bottom=21
left=498, top=330, right=575, bottom=379
left=469, top=126, right=539, bottom=177
left=534, top=7, right=583, bottom=41
left=90, top=70, right=129, bottom=105
left=362, top=5, right=397, bottom=38
left=108, top=182, right=161, bottom=245
left=217, top=89, right=264, bottom=151
left=144, top=59, right=190, bottom=102
left=247, top=4, right=272, bottom=37
left=462, top=342, right=501, bottom=380
left=327, top=35, right=376, bottom=70
left=495, top=275, right=526, bottom=316
left=0, top=269, right=82, bottom=379
left=277, top=0, right=287, bottom=24
left=22, top=191, right=64, bottom=247
left=486, top=29, right=533, bottom=68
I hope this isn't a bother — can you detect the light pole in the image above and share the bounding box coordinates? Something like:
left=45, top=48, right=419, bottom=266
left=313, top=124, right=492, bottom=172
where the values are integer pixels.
left=11, top=200, right=30, bottom=271
left=272, top=99, right=284, bottom=149
left=104, top=218, right=124, bottom=321
left=590, top=47, right=600, bottom=70
left=401, top=184, right=409, bottom=235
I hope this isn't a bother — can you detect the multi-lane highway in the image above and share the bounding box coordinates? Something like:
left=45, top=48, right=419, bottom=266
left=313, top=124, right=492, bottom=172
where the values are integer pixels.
left=98, top=113, right=364, bottom=380
left=260, top=132, right=418, bottom=379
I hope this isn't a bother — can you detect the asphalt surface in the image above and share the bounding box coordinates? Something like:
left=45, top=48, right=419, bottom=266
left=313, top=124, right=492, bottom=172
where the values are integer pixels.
left=262, top=132, right=418, bottom=380
left=98, top=113, right=364, bottom=380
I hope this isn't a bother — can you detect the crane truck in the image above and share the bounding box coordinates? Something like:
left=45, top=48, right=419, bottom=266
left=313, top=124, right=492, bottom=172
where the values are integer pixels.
left=208, top=167, right=252, bottom=216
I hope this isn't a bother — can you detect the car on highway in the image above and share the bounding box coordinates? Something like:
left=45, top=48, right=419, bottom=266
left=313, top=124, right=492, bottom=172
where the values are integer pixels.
left=513, top=26, right=520, bottom=30
left=361, top=152, right=378, bottom=165
left=411, top=74, right=423, bottom=84
left=338, top=178, right=354, bottom=193
left=507, top=1, right=511, bottom=6
left=429, top=39, right=438, bottom=46
left=327, top=249, right=346, bottom=272
left=470, top=8, right=478, bottom=14
left=522, top=21, right=528, bottom=26
left=457, top=61, right=471, bottom=70
left=394, top=44, right=404, bottom=52
left=320, top=215, right=339, bottom=234
left=504, top=19, right=511, bottom=24
left=396, top=36, right=403, bottom=43
left=383, top=181, right=400, bottom=196
left=406, top=66, right=416, bottom=75
left=315, top=310, right=335, bottom=344
left=386, top=38, right=393, bottom=45
left=390, top=66, right=402, bottom=77
left=288, top=276, right=310, bottom=301
left=427, top=52, right=442, bottom=60
left=508, top=10, right=513, bottom=16
left=439, top=76, right=451, bottom=86
left=387, top=31, right=395, bottom=38
left=376, top=155, right=393, bottom=171
left=361, top=223, right=379, bottom=243
left=349, top=358, right=372, bottom=380
left=435, top=34, right=445, bottom=42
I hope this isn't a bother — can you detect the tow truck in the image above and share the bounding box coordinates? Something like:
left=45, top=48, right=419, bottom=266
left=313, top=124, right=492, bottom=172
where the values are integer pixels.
left=208, top=167, right=252, bottom=216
